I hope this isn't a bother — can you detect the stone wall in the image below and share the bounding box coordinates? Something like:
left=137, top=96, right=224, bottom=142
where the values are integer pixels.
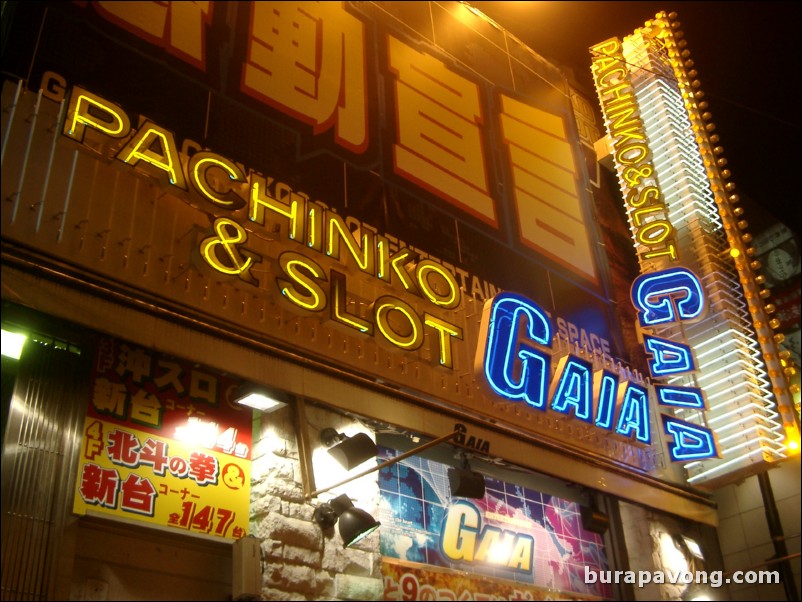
left=248, top=403, right=384, bottom=600
left=619, top=501, right=726, bottom=600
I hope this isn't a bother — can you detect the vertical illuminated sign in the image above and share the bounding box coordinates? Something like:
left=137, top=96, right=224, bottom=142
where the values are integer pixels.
left=631, top=269, right=717, bottom=460
left=591, top=13, right=789, bottom=483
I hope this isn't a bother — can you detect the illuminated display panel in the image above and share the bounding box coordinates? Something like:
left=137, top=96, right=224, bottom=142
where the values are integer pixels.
left=591, top=14, right=792, bottom=485
left=377, top=444, right=613, bottom=599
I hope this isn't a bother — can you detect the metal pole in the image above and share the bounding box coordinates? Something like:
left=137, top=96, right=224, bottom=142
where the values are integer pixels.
left=757, top=470, right=798, bottom=601
left=293, top=395, right=317, bottom=498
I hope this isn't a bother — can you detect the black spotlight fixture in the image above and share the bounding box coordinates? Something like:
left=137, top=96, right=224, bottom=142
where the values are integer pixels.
left=448, top=454, right=486, bottom=499
left=321, top=428, right=378, bottom=470
left=313, top=493, right=381, bottom=548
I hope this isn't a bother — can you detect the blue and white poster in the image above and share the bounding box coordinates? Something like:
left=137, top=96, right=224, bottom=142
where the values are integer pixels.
left=378, top=446, right=613, bottom=599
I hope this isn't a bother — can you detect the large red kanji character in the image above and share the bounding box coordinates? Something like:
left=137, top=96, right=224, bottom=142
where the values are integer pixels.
left=79, top=463, right=119, bottom=508
left=242, top=2, right=367, bottom=152
left=91, top=1, right=212, bottom=71
left=106, top=429, right=140, bottom=466
left=188, top=451, right=218, bottom=485
left=388, top=35, right=494, bottom=226
left=120, top=473, right=157, bottom=516
left=499, top=94, right=597, bottom=282
left=139, top=438, right=169, bottom=475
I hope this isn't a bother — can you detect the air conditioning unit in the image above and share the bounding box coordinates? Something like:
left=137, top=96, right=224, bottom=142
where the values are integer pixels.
left=232, top=536, right=262, bottom=600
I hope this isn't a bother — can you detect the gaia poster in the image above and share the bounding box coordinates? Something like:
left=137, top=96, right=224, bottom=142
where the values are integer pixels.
left=377, top=446, right=613, bottom=599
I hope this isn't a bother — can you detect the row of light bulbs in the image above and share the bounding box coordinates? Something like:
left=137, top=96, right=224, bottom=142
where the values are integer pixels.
left=652, top=12, right=800, bottom=451
left=667, top=13, right=794, bottom=374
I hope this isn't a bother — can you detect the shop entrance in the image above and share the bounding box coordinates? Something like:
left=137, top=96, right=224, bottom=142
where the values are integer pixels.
left=1, top=309, right=233, bottom=601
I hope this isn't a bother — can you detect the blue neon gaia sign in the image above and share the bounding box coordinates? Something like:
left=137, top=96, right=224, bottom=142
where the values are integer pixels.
left=476, top=267, right=719, bottom=462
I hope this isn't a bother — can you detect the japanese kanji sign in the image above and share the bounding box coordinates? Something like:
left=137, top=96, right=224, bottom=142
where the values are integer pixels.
left=73, top=338, right=252, bottom=539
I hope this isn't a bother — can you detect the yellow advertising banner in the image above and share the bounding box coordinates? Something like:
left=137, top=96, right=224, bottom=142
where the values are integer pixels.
left=73, top=417, right=250, bottom=539
left=72, top=337, right=252, bottom=540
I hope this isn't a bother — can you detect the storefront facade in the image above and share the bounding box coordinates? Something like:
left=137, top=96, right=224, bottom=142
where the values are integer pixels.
left=2, top=2, right=797, bottom=600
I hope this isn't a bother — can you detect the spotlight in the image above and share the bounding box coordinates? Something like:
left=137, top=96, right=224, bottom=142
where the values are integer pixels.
left=233, top=383, right=288, bottom=412
left=313, top=493, right=380, bottom=548
left=321, top=428, right=377, bottom=470
left=1, top=329, right=27, bottom=360
left=448, top=454, right=485, bottom=499
left=580, top=505, right=610, bottom=534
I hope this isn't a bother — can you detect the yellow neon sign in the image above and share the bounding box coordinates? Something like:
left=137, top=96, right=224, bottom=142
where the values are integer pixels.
left=189, top=152, right=247, bottom=209
left=277, top=253, right=326, bottom=311
left=331, top=270, right=373, bottom=334
left=590, top=38, right=677, bottom=264
left=424, top=314, right=463, bottom=368
left=416, top=260, right=460, bottom=309
left=117, top=121, right=187, bottom=188
left=375, top=297, right=423, bottom=350
left=200, top=218, right=254, bottom=276
left=64, top=89, right=131, bottom=141
left=327, top=212, right=375, bottom=274
left=250, top=176, right=306, bottom=242
left=59, top=84, right=466, bottom=371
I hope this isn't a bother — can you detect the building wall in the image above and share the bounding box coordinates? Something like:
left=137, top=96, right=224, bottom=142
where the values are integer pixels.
left=619, top=501, right=728, bottom=601
left=67, top=518, right=233, bottom=601
left=0, top=266, right=728, bottom=601
left=9, top=2, right=798, bottom=601
left=713, top=456, right=801, bottom=601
